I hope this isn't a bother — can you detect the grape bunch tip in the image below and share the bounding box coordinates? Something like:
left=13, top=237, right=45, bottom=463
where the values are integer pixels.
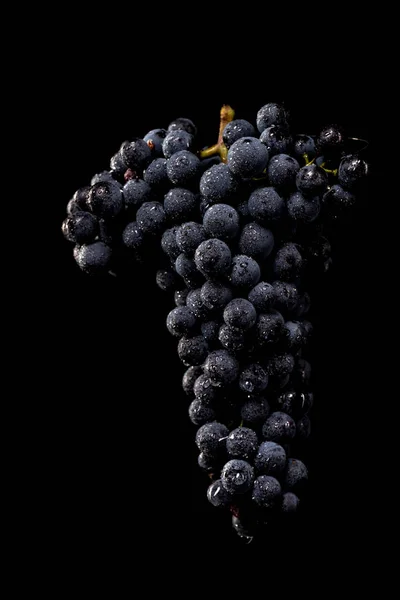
left=61, top=101, right=369, bottom=542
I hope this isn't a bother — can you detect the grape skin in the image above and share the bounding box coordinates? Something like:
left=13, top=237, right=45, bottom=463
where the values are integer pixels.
left=227, top=137, right=269, bottom=179
left=222, top=119, right=256, bottom=148
left=199, top=163, right=239, bottom=203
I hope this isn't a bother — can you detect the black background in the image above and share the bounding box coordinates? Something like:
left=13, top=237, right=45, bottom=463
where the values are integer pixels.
left=41, top=26, right=384, bottom=586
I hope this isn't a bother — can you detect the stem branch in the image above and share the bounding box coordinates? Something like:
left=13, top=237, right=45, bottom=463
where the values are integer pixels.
left=200, top=105, right=235, bottom=163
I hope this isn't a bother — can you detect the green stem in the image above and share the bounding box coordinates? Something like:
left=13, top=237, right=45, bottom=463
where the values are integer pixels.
left=200, top=105, right=235, bottom=163
left=303, top=154, right=315, bottom=166
left=319, top=162, right=338, bottom=175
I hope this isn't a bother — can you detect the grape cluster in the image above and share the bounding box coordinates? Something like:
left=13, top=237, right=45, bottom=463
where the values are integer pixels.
left=61, top=103, right=368, bottom=541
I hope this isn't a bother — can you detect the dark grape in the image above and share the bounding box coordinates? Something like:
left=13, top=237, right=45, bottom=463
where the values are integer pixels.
left=155, top=269, right=179, bottom=292
left=275, top=390, right=314, bottom=419
left=281, top=492, right=300, bottom=513
left=189, top=399, right=216, bottom=425
left=203, top=349, right=240, bottom=387
left=295, top=164, right=328, bottom=197
left=227, top=137, right=269, bottom=179
left=123, top=178, right=152, bottom=213
left=316, top=124, right=345, bottom=156
left=164, top=188, right=197, bottom=223
left=121, top=138, right=152, bottom=171
left=287, top=191, right=321, bottom=223
left=230, top=255, right=261, bottom=289
left=223, top=298, right=257, bottom=331
left=143, top=158, right=169, bottom=190
left=193, top=374, right=220, bottom=404
left=248, top=282, right=276, bottom=313
left=167, top=150, right=201, bottom=186
left=248, top=186, right=286, bottom=224
left=338, top=154, right=368, bottom=190
left=110, top=151, right=126, bottom=179
left=70, top=186, right=91, bottom=212
left=273, top=243, right=304, bottom=281
left=175, top=253, right=200, bottom=281
left=162, top=130, right=194, bottom=159
left=66, top=197, right=82, bottom=215
left=266, top=353, right=295, bottom=378
left=282, top=321, right=307, bottom=352
left=62, top=212, right=98, bottom=244
left=218, top=324, right=248, bottom=353
left=291, top=357, right=312, bottom=387
left=254, top=441, right=287, bottom=476
left=200, top=280, right=233, bottom=312
left=222, top=119, right=256, bottom=148
left=168, top=117, right=197, bottom=137
left=221, top=459, right=254, bottom=494
left=200, top=163, right=239, bottom=203
left=239, top=363, right=269, bottom=394
left=161, top=226, right=181, bottom=260
left=198, top=452, right=218, bottom=472
left=260, top=125, right=292, bottom=156
left=296, top=414, right=311, bottom=439
left=271, top=281, right=300, bottom=315
left=194, top=239, right=232, bottom=279
left=305, top=235, right=332, bottom=265
left=182, top=366, right=203, bottom=397
left=174, top=288, right=189, bottom=307
left=177, top=335, right=208, bottom=366
left=207, top=480, right=234, bottom=507
left=122, top=221, right=145, bottom=252
left=292, top=135, right=316, bottom=159
left=166, top=306, right=197, bottom=337
left=283, top=458, right=308, bottom=491
left=87, top=180, right=124, bottom=218
left=238, top=223, right=274, bottom=261
left=322, top=184, right=356, bottom=218
left=256, top=103, right=289, bottom=133
left=136, top=201, right=166, bottom=235
left=267, top=154, right=300, bottom=189
left=186, top=288, right=209, bottom=320
left=143, top=128, right=167, bottom=156
left=232, top=515, right=254, bottom=541
left=90, top=171, right=116, bottom=186
left=199, top=156, right=222, bottom=174
left=252, top=475, right=282, bottom=508
left=226, top=427, right=258, bottom=460
left=201, top=321, right=220, bottom=347
left=241, top=396, right=270, bottom=425
left=73, top=241, right=112, bottom=275
left=256, top=310, right=285, bottom=346
left=262, top=411, right=296, bottom=442
left=195, top=421, right=229, bottom=456
left=176, top=222, right=206, bottom=256
left=203, top=203, right=240, bottom=241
